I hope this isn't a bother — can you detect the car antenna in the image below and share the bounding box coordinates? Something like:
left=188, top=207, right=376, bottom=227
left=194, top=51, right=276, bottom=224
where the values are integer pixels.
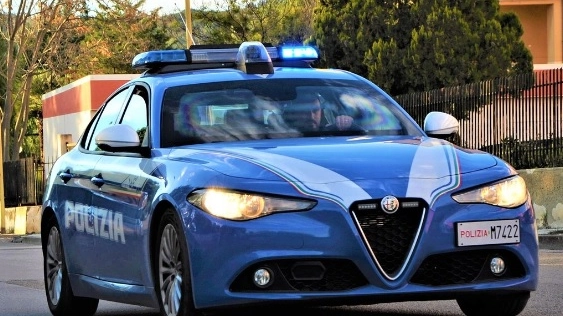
left=175, top=2, right=197, bottom=46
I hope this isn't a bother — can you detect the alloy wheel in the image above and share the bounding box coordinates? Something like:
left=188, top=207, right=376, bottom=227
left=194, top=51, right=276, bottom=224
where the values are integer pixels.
left=45, top=226, right=63, bottom=306
left=159, top=223, right=183, bottom=316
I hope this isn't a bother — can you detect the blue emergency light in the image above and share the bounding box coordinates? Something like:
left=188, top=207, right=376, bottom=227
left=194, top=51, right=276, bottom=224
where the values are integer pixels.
left=279, top=46, right=318, bottom=60
left=131, top=42, right=319, bottom=74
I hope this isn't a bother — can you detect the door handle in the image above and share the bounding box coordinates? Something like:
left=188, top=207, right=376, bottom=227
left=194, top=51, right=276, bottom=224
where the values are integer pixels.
left=91, top=173, right=105, bottom=188
left=59, top=169, right=72, bottom=184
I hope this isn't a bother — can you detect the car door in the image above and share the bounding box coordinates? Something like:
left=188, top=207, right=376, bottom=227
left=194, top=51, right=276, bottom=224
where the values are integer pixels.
left=55, top=150, right=102, bottom=275
left=58, top=87, right=131, bottom=275
left=88, top=85, right=155, bottom=285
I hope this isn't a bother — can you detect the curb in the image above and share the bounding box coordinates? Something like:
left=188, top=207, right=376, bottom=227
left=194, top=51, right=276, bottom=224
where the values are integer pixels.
left=538, top=234, right=563, bottom=250
left=0, top=234, right=41, bottom=245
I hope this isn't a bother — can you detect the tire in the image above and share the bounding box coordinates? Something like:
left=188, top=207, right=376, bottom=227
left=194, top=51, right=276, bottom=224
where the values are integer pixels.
left=456, top=292, right=530, bottom=316
left=155, top=209, right=200, bottom=316
left=43, top=216, right=99, bottom=316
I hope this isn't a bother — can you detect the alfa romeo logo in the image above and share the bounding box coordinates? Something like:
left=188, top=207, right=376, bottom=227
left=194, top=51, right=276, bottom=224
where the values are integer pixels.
left=381, top=195, right=399, bottom=214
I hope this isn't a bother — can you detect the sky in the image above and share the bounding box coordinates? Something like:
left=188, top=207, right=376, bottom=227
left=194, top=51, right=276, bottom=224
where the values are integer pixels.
left=141, top=0, right=205, bottom=14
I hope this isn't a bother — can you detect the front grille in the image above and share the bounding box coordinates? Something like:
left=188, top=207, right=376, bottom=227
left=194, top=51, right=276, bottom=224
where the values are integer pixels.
left=351, top=198, right=426, bottom=279
left=410, top=250, right=526, bottom=286
left=230, top=259, right=368, bottom=292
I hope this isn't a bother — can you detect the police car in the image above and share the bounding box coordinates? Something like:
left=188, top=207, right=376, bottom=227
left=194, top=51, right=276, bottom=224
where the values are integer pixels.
left=41, top=42, right=538, bottom=316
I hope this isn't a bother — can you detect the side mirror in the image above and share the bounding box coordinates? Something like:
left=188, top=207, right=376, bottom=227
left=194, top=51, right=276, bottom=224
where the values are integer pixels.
left=423, top=112, right=459, bottom=138
left=95, top=124, right=141, bottom=152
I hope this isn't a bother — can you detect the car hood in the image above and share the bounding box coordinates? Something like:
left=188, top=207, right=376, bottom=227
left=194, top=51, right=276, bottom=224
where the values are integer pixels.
left=168, top=136, right=499, bottom=206
left=168, top=136, right=497, bottom=182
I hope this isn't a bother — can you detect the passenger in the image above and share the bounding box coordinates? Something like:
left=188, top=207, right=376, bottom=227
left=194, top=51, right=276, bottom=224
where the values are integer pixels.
left=176, top=94, right=204, bottom=137
left=282, top=92, right=354, bottom=132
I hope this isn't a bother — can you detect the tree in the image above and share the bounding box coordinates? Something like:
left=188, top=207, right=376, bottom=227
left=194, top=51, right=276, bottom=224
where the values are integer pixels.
left=0, top=37, right=6, bottom=111
left=1, top=0, right=173, bottom=161
left=69, top=0, right=170, bottom=77
left=193, top=0, right=315, bottom=45
left=314, top=0, right=533, bottom=96
left=159, top=11, right=187, bottom=49
left=0, top=0, right=87, bottom=161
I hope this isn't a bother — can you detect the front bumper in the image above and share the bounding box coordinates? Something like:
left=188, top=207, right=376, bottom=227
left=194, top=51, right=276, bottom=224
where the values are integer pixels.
left=183, top=197, right=539, bottom=309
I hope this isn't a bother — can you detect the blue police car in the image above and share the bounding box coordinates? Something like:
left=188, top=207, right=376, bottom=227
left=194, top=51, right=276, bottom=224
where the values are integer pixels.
left=41, top=42, right=538, bottom=316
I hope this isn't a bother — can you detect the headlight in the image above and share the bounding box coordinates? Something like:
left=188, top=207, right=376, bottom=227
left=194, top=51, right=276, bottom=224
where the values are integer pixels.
left=452, top=175, right=528, bottom=208
left=187, top=189, right=317, bottom=220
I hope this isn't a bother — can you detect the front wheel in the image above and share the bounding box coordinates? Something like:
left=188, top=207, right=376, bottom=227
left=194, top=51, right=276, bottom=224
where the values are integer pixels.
left=456, top=292, right=530, bottom=316
left=43, top=217, right=99, bottom=316
left=155, top=209, right=200, bottom=316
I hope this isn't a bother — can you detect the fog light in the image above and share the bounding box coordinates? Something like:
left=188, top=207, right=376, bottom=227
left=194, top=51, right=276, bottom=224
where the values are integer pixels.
left=253, top=268, right=273, bottom=288
left=490, top=257, right=506, bottom=275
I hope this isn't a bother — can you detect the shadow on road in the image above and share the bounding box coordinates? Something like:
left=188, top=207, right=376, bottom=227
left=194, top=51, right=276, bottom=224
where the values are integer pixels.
left=206, top=304, right=460, bottom=316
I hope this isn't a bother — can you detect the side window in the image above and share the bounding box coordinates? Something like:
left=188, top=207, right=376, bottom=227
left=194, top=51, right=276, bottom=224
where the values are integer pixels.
left=84, top=87, right=130, bottom=151
left=121, top=86, right=149, bottom=146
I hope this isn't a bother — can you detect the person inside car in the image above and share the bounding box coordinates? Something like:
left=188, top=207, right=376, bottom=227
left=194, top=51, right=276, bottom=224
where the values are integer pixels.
left=282, top=92, right=354, bottom=132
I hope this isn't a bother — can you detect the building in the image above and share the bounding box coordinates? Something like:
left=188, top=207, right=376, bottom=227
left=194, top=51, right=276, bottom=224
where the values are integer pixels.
left=500, top=0, right=563, bottom=66
left=41, top=74, right=139, bottom=160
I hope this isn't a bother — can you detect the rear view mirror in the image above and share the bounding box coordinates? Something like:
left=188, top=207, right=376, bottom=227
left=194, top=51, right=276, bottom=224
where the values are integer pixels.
left=95, top=124, right=141, bottom=152
left=423, top=112, right=459, bottom=138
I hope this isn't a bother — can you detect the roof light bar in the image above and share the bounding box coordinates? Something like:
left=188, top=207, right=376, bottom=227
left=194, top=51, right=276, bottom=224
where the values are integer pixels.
left=279, top=46, right=319, bottom=61
left=236, top=42, right=274, bottom=74
left=132, top=50, right=189, bottom=69
left=131, top=42, right=318, bottom=72
left=191, top=48, right=237, bottom=63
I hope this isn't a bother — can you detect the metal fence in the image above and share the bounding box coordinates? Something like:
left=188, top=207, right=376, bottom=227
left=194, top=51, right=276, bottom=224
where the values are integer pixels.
left=4, top=157, right=41, bottom=207
left=394, top=68, right=563, bottom=169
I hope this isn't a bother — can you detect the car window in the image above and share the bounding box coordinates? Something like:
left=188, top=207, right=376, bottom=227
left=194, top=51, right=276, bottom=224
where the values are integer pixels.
left=161, top=79, right=422, bottom=147
left=84, top=87, right=131, bottom=151
left=121, top=86, right=148, bottom=146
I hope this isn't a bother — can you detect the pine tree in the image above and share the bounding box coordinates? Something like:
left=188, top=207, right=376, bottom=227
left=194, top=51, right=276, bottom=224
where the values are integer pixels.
left=314, top=0, right=533, bottom=96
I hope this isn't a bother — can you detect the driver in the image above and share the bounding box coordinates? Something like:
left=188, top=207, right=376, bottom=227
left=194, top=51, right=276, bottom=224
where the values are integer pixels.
left=282, top=92, right=353, bottom=132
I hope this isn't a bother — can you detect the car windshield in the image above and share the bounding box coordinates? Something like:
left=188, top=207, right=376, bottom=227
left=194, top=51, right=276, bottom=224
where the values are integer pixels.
left=160, top=78, right=423, bottom=147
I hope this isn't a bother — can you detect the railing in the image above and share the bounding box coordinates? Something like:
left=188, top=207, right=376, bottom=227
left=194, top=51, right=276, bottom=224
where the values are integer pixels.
left=394, top=68, right=563, bottom=169
left=4, top=157, right=40, bottom=206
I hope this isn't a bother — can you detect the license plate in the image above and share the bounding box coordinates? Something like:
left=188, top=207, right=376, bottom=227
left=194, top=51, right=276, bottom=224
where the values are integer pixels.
left=456, top=219, right=520, bottom=247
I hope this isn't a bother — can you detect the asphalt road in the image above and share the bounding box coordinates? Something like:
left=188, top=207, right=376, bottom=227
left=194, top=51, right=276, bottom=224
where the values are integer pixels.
left=0, top=238, right=561, bottom=316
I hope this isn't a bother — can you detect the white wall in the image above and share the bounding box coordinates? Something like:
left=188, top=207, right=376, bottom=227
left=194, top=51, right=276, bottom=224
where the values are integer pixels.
left=459, top=96, right=563, bottom=149
left=43, top=110, right=96, bottom=160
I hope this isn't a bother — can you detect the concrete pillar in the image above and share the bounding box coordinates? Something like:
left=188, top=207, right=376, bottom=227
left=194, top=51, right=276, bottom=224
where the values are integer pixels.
left=547, top=0, right=563, bottom=63
left=14, top=207, right=27, bottom=235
